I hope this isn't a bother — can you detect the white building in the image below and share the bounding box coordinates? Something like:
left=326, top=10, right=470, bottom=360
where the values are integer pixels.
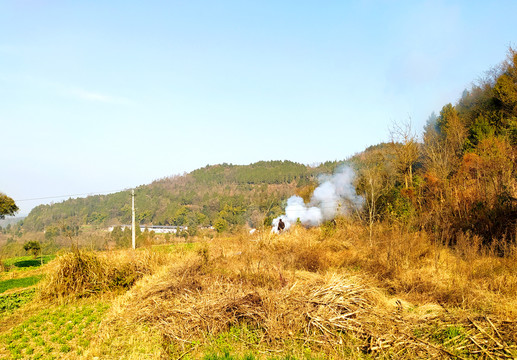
left=108, top=225, right=188, bottom=234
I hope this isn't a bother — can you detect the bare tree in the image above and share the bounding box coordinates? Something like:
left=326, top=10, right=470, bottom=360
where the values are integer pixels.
left=389, top=119, right=419, bottom=189
left=422, top=104, right=467, bottom=190
left=356, top=147, right=396, bottom=243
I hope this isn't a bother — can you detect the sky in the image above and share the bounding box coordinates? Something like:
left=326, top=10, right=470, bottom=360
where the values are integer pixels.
left=1, top=0, right=517, bottom=216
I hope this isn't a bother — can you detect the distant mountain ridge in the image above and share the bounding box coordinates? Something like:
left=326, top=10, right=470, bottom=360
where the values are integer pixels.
left=21, top=160, right=342, bottom=232
left=0, top=216, right=26, bottom=228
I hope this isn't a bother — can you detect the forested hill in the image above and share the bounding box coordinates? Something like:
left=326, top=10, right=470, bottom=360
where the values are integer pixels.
left=190, top=161, right=322, bottom=184
left=21, top=160, right=341, bottom=232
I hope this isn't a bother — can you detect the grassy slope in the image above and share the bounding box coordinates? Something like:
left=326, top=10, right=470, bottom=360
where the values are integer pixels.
left=0, top=225, right=516, bottom=359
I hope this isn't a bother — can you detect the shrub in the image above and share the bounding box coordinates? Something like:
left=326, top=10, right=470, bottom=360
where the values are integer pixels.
left=23, top=241, right=41, bottom=257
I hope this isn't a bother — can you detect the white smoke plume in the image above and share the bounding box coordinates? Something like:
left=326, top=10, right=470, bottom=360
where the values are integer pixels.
left=272, top=165, right=363, bottom=233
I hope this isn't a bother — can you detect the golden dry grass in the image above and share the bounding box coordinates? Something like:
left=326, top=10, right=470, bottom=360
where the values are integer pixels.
left=84, top=223, right=517, bottom=359
left=39, top=248, right=169, bottom=299
left=2, top=223, right=516, bottom=359
left=302, top=220, right=517, bottom=317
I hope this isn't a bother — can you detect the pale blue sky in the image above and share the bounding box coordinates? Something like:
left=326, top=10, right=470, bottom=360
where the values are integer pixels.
left=2, top=0, right=517, bottom=215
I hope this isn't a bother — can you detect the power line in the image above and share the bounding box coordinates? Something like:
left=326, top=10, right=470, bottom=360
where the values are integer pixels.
left=14, top=189, right=129, bottom=202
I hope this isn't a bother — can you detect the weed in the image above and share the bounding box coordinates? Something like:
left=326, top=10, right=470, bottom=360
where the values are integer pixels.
left=20, top=335, right=30, bottom=343
left=431, top=325, right=465, bottom=344
left=78, top=338, right=90, bottom=348
left=49, top=334, right=59, bottom=343
left=0, top=288, right=35, bottom=315
left=203, top=350, right=236, bottom=360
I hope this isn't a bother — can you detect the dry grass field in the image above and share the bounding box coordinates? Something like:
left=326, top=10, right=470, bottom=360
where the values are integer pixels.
left=1, top=222, right=516, bottom=359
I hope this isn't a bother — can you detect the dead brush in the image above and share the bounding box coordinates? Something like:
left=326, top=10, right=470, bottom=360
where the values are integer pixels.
left=40, top=249, right=168, bottom=299
left=292, top=246, right=329, bottom=272
left=112, top=264, right=492, bottom=358
left=107, top=246, right=390, bottom=356
left=266, top=227, right=335, bottom=273
left=269, top=223, right=517, bottom=317
left=90, top=230, right=517, bottom=358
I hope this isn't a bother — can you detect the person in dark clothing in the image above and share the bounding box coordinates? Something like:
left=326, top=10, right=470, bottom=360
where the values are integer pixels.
left=278, top=218, right=285, bottom=232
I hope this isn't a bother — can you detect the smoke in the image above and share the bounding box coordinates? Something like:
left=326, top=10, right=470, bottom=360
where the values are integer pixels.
left=272, top=165, right=363, bottom=233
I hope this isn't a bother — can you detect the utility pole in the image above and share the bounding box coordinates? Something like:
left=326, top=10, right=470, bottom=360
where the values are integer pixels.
left=132, top=189, right=136, bottom=249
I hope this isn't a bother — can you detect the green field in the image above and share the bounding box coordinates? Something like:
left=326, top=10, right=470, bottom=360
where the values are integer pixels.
left=1, top=302, right=109, bottom=360
left=0, top=276, right=43, bottom=294
left=2, top=255, right=55, bottom=270
left=0, top=289, right=36, bottom=316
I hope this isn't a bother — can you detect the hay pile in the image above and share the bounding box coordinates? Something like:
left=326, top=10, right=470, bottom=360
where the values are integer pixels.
left=126, top=268, right=378, bottom=343
left=40, top=249, right=166, bottom=299
left=107, top=256, right=392, bottom=355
